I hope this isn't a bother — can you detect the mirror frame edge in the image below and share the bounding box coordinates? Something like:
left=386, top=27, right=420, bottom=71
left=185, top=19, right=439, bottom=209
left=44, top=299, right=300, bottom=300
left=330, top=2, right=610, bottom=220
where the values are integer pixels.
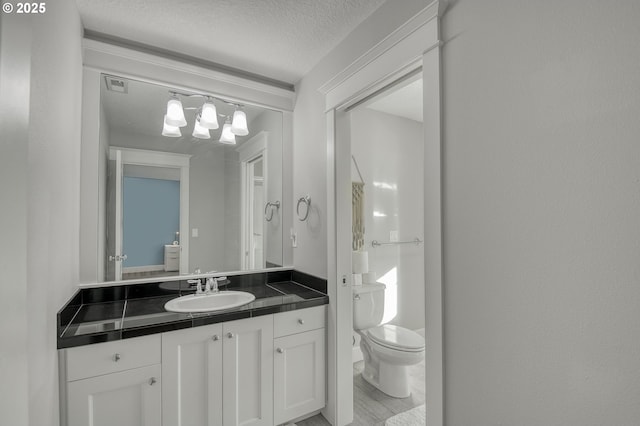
left=79, top=39, right=295, bottom=286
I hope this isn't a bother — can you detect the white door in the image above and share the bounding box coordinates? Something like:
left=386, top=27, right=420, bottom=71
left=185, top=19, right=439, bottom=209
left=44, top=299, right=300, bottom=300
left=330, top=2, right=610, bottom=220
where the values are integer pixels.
left=244, top=155, right=265, bottom=269
left=67, top=364, right=161, bottom=426
left=162, top=324, right=223, bottom=426
left=106, top=148, right=125, bottom=281
left=252, top=170, right=264, bottom=268
left=274, top=328, right=326, bottom=425
left=223, top=315, right=274, bottom=426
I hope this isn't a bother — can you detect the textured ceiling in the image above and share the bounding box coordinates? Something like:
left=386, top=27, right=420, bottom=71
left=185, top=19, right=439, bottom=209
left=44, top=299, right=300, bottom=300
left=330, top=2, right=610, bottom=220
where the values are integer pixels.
left=76, top=0, right=386, bottom=84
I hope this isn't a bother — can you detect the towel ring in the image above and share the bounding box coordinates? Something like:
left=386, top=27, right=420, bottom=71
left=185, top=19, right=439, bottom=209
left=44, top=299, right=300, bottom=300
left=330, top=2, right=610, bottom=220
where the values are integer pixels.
left=296, top=195, right=311, bottom=221
left=264, top=201, right=280, bottom=222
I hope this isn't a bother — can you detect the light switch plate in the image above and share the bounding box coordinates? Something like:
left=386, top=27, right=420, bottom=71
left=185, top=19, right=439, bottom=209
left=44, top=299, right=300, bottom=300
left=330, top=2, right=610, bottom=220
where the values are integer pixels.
left=192, top=228, right=199, bottom=238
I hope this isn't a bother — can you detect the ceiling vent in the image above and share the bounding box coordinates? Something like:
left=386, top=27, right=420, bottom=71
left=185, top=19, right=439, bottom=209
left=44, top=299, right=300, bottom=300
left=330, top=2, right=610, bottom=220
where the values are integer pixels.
left=104, top=75, right=128, bottom=94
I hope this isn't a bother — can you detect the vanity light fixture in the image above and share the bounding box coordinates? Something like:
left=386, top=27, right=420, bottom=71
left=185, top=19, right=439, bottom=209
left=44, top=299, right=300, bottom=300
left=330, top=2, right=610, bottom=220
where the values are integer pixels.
left=199, top=101, right=219, bottom=130
left=231, top=108, right=249, bottom=136
left=219, top=117, right=237, bottom=144
left=161, top=91, right=248, bottom=142
left=162, top=115, right=182, bottom=137
left=192, top=116, right=211, bottom=139
left=165, top=96, right=187, bottom=127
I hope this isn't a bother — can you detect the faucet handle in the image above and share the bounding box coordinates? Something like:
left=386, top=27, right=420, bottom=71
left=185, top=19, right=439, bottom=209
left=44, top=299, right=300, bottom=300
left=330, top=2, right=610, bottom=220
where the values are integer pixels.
left=188, top=278, right=204, bottom=294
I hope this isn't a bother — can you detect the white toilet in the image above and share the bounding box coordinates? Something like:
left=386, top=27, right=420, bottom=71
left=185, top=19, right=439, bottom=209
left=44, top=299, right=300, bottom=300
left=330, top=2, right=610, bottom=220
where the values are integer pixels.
left=353, top=283, right=425, bottom=398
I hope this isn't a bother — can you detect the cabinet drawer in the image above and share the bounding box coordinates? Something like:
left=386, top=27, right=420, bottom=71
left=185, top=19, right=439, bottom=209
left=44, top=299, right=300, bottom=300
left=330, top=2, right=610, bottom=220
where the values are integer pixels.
left=65, top=335, right=161, bottom=381
left=274, top=306, right=325, bottom=338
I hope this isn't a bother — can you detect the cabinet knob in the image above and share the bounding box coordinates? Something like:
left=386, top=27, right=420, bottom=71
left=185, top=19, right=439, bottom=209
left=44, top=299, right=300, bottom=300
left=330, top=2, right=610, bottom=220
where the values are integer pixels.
left=227, top=332, right=234, bottom=339
left=212, top=334, right=219, bottom=341
left=276, top=348, right=284, bottom=354
left=149, top=377, right=157, bottom=386
left=298, top=319, right=305, bottom=325
left=113, top=353, right=121, bottom=362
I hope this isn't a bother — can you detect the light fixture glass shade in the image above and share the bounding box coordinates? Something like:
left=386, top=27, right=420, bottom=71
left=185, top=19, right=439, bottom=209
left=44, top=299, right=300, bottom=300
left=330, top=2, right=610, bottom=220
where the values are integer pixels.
left=199, top=102, right=219, bottom=129
left=230, top=109, right=249, bottom=136
left=162, top=115, right=182, bottom=137
left=192, top=117, right=211, bottom=139
left=166, top=98, right=187, bottom=127
left=219, top=121, right=236, bottom=144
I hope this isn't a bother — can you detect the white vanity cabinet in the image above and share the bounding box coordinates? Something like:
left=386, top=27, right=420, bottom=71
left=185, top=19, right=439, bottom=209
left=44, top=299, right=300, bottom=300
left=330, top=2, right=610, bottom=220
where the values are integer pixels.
left=162, top=315, right=274, bottom=426
left=60, top=335, right=162, bottom=426
left=164, top=244, right=180, bottom=272
left=273, top=306, right=326, bottom=425
left=161, top=323, right=224, bottom=426
left=60, top=306, right=326, bottom=426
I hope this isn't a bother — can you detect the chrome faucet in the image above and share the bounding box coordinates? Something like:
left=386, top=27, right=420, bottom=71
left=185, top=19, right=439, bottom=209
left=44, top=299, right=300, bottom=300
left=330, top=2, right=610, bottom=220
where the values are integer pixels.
left=187, top=278, right=204, bottom=295
left=205, top=277, right=219, bottom=294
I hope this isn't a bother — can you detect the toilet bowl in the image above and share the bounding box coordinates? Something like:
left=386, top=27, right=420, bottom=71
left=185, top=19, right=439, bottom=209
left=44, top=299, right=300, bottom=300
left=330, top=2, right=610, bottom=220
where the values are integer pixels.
left=353, top=284, right=425, bottom=398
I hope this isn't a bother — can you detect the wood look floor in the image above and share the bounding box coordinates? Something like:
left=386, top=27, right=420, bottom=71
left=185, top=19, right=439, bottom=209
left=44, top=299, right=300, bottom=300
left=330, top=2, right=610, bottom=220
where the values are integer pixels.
left=295, top=358, right=425, bottom=426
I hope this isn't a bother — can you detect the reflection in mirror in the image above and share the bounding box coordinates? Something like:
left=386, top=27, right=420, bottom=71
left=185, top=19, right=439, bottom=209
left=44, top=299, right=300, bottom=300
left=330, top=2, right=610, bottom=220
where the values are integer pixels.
left=99, top=74, right=283, bottom=282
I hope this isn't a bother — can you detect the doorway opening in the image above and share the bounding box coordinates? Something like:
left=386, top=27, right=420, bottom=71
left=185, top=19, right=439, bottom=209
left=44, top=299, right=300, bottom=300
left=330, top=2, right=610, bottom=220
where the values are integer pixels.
left=349, top=72, right=425, bottom=424
left=105, top=147, right=190, bottom=281
left=244, top=154, right=266, bottom=269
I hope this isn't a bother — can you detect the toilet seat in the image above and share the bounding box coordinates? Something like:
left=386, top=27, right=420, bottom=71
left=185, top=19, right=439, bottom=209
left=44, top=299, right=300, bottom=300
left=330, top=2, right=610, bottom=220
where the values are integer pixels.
left=366, top=324, right=425, bottom=352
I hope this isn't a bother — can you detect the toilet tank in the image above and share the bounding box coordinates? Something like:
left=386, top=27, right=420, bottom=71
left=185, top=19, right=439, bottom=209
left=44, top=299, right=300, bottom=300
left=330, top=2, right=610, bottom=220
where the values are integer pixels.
left=353, top=283, right=386, bottom=330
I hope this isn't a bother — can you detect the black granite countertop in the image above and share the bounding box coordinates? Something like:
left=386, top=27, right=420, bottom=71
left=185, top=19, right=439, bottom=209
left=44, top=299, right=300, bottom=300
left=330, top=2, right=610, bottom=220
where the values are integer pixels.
left=58, top=269, right=328, bottom=349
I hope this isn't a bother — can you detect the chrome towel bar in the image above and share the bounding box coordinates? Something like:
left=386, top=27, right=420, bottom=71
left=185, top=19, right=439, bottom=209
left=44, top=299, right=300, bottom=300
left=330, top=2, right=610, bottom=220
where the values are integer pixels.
left=371, top=238, right=423, bottom=247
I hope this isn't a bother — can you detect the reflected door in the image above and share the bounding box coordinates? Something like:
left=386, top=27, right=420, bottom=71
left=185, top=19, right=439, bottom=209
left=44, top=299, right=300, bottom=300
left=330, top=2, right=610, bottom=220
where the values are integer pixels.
left=248, top=156, right=265, bottom=269
left=106, top=149, right=124, bottom=281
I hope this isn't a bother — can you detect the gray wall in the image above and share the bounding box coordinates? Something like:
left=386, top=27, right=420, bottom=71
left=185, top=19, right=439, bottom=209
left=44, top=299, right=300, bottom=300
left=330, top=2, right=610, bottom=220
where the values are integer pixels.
left=0, top=11, right=32, bottom=426
left=292, top=0, right=428, bottom=278
left=0, top=1, right=83, bottom=424
left=251, top=110, right=284, bottom=267
left=28, top=3, right=83, bottom=423
left=351, top=108, right=425, bottom=331
left=190, top=148, right=228, bottom=272
left=442, top=1, right=640, bottom=424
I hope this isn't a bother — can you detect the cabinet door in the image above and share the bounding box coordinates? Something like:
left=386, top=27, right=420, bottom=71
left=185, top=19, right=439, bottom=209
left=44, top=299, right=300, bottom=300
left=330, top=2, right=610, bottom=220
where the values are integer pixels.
left=223, top=315, right=274, bottom=426
left=162, top=323, right=223, bottom=426
left=67, top=364, right=161, bottom=426
left=274, top=328, right=326, bottom=425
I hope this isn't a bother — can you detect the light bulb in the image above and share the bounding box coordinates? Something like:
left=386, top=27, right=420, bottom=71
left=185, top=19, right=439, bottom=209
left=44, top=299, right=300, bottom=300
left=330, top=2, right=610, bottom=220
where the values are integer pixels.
left=162, top=115, right=182, bottom=137
left=230, top=109, right=248, bottom=136
left=199, top=101, right=219, bottom=129
left=165, top=97, right=187, bottom=127
left=219, top=120, right=236, bottom=144
left=192, top=117, right=211, bottom=139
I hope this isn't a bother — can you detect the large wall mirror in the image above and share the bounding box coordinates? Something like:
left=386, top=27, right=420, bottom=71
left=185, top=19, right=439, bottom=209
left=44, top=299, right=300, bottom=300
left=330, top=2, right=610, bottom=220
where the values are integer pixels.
left=93, top=74, right=284, bottom=282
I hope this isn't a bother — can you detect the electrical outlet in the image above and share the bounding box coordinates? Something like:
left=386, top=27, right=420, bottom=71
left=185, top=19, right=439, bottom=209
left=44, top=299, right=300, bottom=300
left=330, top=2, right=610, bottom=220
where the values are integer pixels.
left=390, top=230, right=398, bottom=242
left=192, top=228, right=199, bottom=238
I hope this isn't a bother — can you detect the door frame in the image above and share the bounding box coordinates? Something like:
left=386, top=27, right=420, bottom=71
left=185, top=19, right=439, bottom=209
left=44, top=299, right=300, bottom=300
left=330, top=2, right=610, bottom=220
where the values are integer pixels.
left=238, top=131, right=269, bottom=269
left=320, top=2, right=444, bottom=425
left=109, top=147, right=191, bottom=276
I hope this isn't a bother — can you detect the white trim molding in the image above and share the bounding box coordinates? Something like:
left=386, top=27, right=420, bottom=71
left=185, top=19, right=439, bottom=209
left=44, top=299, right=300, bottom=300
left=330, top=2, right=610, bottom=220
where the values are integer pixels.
left=238, top=131, right=269, bottom=270
left=319, top=0, right=440, bottom=111
left=83, top=39, right=296, bottom=112
left=323, top=1, right=445, bottom=425
left=109, top=147, right=191, bottom=277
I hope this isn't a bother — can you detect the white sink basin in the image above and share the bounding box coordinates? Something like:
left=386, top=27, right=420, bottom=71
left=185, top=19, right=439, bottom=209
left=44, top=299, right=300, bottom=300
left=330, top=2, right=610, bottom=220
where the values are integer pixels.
left=164, top=291, right=256, bottom=313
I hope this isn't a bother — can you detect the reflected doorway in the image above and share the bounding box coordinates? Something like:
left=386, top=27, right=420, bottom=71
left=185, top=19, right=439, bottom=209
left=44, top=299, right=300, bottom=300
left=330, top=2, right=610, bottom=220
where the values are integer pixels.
left=105, top=147, right=190, bottom=281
